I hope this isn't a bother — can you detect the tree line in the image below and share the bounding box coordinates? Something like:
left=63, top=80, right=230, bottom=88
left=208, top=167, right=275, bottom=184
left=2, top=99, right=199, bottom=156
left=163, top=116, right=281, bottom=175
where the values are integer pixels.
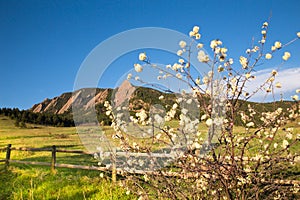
left=0, top=108, right=75, bottom=127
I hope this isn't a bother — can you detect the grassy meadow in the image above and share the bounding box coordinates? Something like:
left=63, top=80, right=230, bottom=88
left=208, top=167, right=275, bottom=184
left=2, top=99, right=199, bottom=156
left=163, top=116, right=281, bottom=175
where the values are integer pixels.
left=0, top=114, right=299, bottom=199
left=0, top=115, right=134, bottom=200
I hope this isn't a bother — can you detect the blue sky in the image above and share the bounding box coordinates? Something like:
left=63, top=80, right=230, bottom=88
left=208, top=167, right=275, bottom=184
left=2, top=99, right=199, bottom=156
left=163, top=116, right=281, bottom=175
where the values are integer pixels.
left=0, top=0, right=300, bottom=109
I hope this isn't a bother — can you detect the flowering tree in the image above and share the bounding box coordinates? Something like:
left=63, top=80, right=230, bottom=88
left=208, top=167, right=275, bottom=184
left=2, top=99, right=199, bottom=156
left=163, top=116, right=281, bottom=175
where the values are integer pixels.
left=101, top=22, right=300, bottom=199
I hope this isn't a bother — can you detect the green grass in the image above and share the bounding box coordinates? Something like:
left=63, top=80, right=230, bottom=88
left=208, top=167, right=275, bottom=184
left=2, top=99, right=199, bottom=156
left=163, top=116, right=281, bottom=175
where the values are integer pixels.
left=0, top=166, right=134, bottom=200
left=0, top=116, right=81, bottom=149
left=1, top=114, right=299, bottom=199
left=0, top=116, right=135, bottom=199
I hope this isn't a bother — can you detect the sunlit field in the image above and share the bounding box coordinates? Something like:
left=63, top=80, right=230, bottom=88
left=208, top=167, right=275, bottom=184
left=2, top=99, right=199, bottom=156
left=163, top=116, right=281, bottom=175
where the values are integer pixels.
left=1, top=114, right=299, bottom=199
left=1, top=114, right=299, bottom=167
left=0, top=116, right=134, bottom=200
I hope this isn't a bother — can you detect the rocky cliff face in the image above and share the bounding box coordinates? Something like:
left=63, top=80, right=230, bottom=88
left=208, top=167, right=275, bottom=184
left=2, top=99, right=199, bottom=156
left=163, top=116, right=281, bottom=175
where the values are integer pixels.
left=30, top=88, right=112, bottom=114
left=30, top=80, right=139, bottom=114
left=113, top=80, right=136, bottom=107
left=29, top=80, right=177, bottom=122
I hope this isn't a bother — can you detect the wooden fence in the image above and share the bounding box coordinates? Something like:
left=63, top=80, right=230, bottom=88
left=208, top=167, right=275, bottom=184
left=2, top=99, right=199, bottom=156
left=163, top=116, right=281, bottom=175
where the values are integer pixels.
left=0, top=144, right=175, bottom=182
left=0, top=144, right=115, bottom=179
left=1, top=144, right=299, bottom=185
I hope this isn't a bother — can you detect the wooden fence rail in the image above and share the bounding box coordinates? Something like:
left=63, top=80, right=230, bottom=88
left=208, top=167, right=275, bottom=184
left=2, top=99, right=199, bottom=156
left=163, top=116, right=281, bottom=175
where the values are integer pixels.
left=1, top=144, right=300, bottom=185
left=0, top=144, right=115, bottom=180
left=0, top=144, right=175, bottom=182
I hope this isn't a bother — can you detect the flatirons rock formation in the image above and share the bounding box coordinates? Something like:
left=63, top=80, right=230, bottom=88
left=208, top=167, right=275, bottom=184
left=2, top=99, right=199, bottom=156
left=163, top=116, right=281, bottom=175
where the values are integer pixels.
left=31, top=88, right=111, bottom=114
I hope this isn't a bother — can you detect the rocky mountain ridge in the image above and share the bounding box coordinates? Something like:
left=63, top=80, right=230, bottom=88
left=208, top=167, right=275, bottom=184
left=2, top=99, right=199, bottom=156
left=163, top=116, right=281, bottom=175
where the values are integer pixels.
left=31, top=88, right=112, bottom=114
left=30, top=80, right=145, bottom=114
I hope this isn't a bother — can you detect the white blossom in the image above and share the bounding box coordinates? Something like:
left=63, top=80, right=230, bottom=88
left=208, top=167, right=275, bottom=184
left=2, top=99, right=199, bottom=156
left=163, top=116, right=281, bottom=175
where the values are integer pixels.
left=189, top=31, right=195, bottom=37
left=134, top=63, right=143, bottom=72
left=197, top=43, right=204, bottom=48
left=178, top=58, right=184, bottom=64
left=239, top=56, right=248, bottom=69
left=179, top=40, right=187, bottom=48
left=245, top=73, right=251, bottom=79
left=200, top=114, right=207, bottom=121
left=206, top=118, right=212, bottom=126
left=252, top=46, right=259, bottom=52
left=195, top=78, right=200, bottom=85
left=262, top=22, right=268, bottom=27
left=139, top=52, right=147, bottom=61
left=246, top=122, right=254, bottom=127
left=292, top=95, right=299, bottom=101
left=181, top=108, right=188, bottom=115
left=155, top=133, right=162, bottom=140
left=271, top=46, right=276, bottom=51
left=192, top=142, right=201, bottom=149
left=218, top=66, right=224, bottom=72
left=271, top=70, right=278, bottom=76
left=176, top=73, right=182, bottom=79
left=274, top=41, right=282, bottom=49
left=210, top=40, right=218, bottom=49
left=268, top=76, right=275, bottom=82
left=186, top=99, right=192, bottom=104
left=197, top=50, right=209, bottom=63
left=282, top=139, right=289, bottom=149
left=177, top=50, right=184, bottom=56
left=136, top=109, right=147, bottom=123
left=195, top=33, right=201, bottom=40
left=202, top=76, right=209, bottom=84
left=221, top=47, right=227, bottom=54
left=275, top=82, right=282, bottom=88
left=172, top=63, right=183, bottom=71
left=193, top=26, right=200, bottom=33
left=172, top=103, right=178, bottom=109
left=282, top=52, right=291, bottom=61
left=265, top=53, right=272, bottom=59
left=286, top=132, right=293, bottom=140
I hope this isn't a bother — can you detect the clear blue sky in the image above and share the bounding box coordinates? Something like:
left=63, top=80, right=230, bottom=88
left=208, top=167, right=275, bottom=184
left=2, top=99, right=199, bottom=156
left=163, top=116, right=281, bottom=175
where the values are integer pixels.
left=0, top=0, right=300, bottom=109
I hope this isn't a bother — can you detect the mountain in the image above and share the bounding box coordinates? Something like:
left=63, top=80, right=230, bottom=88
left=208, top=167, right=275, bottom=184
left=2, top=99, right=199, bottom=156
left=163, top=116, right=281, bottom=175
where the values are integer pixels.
left=31, top=88, right=110, bottom=114
left=26, top=80, right=298, bottom=127
left=30, top=80, right=177, bottom=115
left=29, top=80, right=176, bottom=124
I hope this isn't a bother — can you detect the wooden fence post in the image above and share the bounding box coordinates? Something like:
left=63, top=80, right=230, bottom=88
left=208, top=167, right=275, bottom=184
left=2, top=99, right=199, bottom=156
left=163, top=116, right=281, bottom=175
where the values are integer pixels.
left=112, top=148, right=116, bottom=183
left=51, top=145, right=56, bottom=174
left=5, top=144, right=12, bottom=169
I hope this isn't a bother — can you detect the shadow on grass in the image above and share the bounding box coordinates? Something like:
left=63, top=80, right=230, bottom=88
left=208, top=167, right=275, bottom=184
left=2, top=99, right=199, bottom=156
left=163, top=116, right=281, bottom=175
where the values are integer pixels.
left=0, top=164, right=133, bottom=200
left=43, top=144, right=82, bottom=149
left=7, top=153, right=100, bottom=171
left=0, top=166, right=16, bottom=200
